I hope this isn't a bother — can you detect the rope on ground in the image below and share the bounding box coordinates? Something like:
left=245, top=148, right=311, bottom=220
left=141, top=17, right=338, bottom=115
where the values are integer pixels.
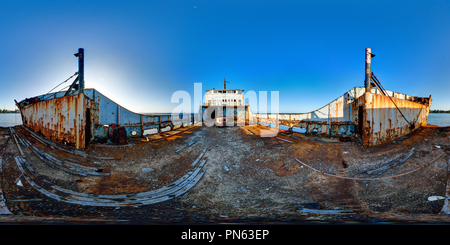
left=295, top=152, right=445, bottom=181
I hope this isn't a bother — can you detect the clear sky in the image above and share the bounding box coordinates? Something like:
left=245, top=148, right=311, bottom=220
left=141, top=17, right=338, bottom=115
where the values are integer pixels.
left=1, top=0, right=449, bottom=113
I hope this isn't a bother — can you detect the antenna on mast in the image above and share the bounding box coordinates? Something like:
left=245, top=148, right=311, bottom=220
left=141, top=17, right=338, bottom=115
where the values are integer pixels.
left=220, top=78, right=229, bottom=89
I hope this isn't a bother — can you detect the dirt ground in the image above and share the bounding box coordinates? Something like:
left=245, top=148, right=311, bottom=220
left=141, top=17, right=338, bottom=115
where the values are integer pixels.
left=1, top=123, right=450, bottom=224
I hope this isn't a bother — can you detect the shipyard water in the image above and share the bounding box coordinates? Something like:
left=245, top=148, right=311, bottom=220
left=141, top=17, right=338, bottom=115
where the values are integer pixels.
left=426, top=113, right=450, bottom=127
left=0, top=113, right=21, bottom=127
left=1, top=113, right=450, bottom=127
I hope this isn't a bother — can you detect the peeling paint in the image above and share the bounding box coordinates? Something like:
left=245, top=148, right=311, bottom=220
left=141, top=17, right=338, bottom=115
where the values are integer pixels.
left=14, top=47, right=431, bottom=150
left=17, top=93, right=87, bottom=149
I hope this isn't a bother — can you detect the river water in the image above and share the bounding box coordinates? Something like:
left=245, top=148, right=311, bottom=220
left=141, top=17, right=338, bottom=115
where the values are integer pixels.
left=0, top=113, right=22, bottom=127
left=426, top=113, right=450, bottom=127
left=1, top=113, right=450, bottom=127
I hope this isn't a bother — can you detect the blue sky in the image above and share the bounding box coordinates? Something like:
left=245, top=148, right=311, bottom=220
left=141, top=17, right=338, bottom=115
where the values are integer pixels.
left=1, top=0, right=449, bottom=113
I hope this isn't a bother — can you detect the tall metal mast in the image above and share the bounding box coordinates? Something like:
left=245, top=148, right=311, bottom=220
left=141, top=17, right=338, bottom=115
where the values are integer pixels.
left=365, top=48, right=375, bottom=93
left=220, top=78, right=229, bottom=89
left=76, top=48, right=84, bottom=94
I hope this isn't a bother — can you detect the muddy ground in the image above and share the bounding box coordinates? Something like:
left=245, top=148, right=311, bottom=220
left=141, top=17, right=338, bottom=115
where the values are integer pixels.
left=1, top=123, right=450, bottom=224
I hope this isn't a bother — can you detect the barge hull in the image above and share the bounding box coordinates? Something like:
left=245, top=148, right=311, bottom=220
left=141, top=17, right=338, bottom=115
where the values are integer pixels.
left=14, top=47, right=432, bottom=149
left=16, top=93, right=87, bottom=150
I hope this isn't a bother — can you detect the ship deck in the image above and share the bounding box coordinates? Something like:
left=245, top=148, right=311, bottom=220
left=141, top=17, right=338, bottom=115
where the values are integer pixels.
left=1, top=124, right=450, bottom=224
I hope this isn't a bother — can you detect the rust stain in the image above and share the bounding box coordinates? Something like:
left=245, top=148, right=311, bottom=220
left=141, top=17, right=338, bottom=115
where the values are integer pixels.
left=362, top=92, right=431, bottom=147
left=20, top=93, right=88, bottom=149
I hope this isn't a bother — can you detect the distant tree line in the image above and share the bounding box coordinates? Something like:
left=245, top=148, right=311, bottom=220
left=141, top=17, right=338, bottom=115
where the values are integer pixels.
left=0, top=109, right=19, bottom=113
left=430, top=109, right=450, bottom=113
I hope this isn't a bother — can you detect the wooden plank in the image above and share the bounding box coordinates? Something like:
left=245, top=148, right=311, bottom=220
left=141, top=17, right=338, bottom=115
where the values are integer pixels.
left=175, top=140, right=196, bottom=153
left=11, top=132, right=26, bottom=158
left=12, top=147, right=207, bottom=207
left=276, top=137, right=293, bottom=143
left=19, top=135, right=109, bottom=176
left=245, top=128, right=255, bottom=135
left=21, top=125, right=119, bottom=160
left=51, top=160, right=206, bottom=202
left=191, top=147, right=208, bottom=167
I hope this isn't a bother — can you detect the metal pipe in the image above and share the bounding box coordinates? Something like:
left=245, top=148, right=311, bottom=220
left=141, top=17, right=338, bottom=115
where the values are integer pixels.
left=365, top=48, right=371, bottom=93
left=78, top=48, right=84, bottom=94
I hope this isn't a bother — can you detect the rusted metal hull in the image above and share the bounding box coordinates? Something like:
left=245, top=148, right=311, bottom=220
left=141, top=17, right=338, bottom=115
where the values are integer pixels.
left=16, top=89, right=197, bottom=149
left=250, top=87, right=365, bottom=138
left=18, top=93, right=87, bottom=150
left=361, top=91, right=431, bottom=146
left=16, top=86, right=431, bottom=150
left=13, top=47, right=432, bottom=150
left=248, top=86, right=431, bottom=146
left=83, top=89, right=187, bottom=141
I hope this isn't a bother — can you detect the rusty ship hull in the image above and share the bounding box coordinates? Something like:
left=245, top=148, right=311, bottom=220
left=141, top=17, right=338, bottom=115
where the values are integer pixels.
left=14, top=48, right=432, bottom=150
left=15, top=86, right=431, bottom=150
left=255, top=86, right=431, bottom=147
left=15, top=89, right=196, bottom=150
left=3, top=48, right=448, bottom=225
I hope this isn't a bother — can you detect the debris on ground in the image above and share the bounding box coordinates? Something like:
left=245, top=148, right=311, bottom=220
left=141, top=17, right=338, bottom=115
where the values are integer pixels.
left=0, top=124, right=449, bottom=223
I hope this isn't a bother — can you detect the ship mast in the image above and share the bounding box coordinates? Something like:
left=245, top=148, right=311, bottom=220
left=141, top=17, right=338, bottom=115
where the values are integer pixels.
left=220, top=78, right=229, bottom=89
